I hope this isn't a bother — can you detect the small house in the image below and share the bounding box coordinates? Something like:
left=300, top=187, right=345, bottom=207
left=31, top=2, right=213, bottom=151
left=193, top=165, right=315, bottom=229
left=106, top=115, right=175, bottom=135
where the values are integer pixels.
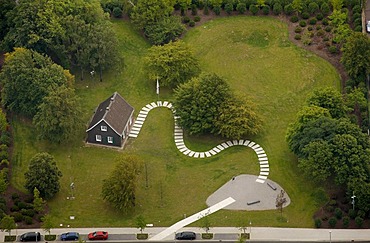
left=86, top=92, right=134, bottom=148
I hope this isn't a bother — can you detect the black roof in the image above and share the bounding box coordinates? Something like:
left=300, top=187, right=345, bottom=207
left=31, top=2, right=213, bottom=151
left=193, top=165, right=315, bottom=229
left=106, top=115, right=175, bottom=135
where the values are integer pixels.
left=86, top=92, right=134, bottom=135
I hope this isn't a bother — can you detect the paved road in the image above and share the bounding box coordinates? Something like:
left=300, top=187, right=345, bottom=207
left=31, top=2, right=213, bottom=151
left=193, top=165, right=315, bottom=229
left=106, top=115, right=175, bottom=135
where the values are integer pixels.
left=3, top=227, right=370, bottom=242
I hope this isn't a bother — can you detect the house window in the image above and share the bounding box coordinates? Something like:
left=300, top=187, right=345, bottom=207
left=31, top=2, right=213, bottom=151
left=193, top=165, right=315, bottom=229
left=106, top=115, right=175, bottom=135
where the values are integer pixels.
left=101, top=125, right=107, bottom=131
left=107, top=136, right=113, bottom=144
left=96, top=135, right=102, bottom=142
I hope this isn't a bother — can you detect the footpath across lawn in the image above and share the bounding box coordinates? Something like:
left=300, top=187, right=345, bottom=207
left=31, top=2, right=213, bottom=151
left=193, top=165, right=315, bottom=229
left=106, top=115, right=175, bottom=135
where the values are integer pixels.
left=10, top=17, right=340, bottom=228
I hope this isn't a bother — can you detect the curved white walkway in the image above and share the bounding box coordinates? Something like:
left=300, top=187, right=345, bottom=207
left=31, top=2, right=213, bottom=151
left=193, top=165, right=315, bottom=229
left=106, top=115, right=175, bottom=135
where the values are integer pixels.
left=129, top=101, right=269, bottom=183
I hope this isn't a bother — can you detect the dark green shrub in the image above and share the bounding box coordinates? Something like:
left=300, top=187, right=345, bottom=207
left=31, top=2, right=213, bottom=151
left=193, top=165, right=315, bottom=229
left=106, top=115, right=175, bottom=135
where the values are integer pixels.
left=191, top=4, right=197, bottom=15
left=328, top=217, right=337, bottom=228
left=112, top=7, right=122, bottom=18
left=182, top=16, right=190, bottom=23
left=0, top=144, right=7, bottom=152
left=194, top=16, right=201, bottom=22
left=203, top=5, right=209, bottom=15
left=354, top=25, right=362, bottom=32
left=329, top=45, right=338, bottom=54
left=294, top=34, right=301, bottom=40
left=326, top=205, right=334, bottom=212
left=249, top=4, right=258, bottom=15
left=317, top=29, right=325, bottom=36
left=262, top=5, right=270, bottom=15
left=301, top=12, right=310, bottom=19
left=284, top=4, right=293, bottom=15
left=273, top=3, right=282, bottom=15
left=335, top=208, right=343, bottom=219
left=21, top=208, right=36, bottom=217
left=295, top=26, right=302, bottom=33
left=145, top=16, right=186, bottom=45
left=16, top=201, right=27, bottom=210
left=322, top=18, right=329, bottom=25
left=201, top=233, right=213, bottom=239
left=299, top=20, right=307, bottom=27
left=352, top=13, right=361, bottom=20
left=5, top=235, right=16, bottom=242
left=188, top=20, right=195, bottom=27
left=321, top=3, right=330, bottom=15
left=308, top=2, right=319, bottom=14
left=136, top=234, right=149, bottom=240
left=357, top=210, right=366, bottom=218
left=12, top=212, right=23, bottom=222
left=309, top=18, right=317, bottom=25
left=45, top=235, right=56, bottom=241
left=325, top=26, right=332, bottom=32
left=213, top=5, right=221, bottom=15
left=316, top=13, right=324, bottom=20
left=24, top=216, right=33, bottom=225
left=308, top=26, right=313, bottom=31
left=322, top=215, right=328, bottom=221
left=0, top=159, right=9, bottom=166
left=355, top=216, right=363, bottom=228
left=0, top=134, right=10, bottom=146
left=349, top=209, right=357, bottom=219
left=290, top=15, right=299, bottom=23
left=352, top=5, right=361, bottom=14
left=343, top=216, right=350, bottom=228
left=10, top=205, right=19, bottom=212
left=316, top=25, right=322, bottom=30
left=196, top=0, right=204, bottom=9
left=180, top=7, right=185, bottom=16
left=225, top=3, right=234, bottom=15
left=354, top=18, right=362, bottom=26
left=0, top=151, right=8, bottom=161
left=314, top=218, right=322, bottom=228
left=236, top=3, right=247, bottom=14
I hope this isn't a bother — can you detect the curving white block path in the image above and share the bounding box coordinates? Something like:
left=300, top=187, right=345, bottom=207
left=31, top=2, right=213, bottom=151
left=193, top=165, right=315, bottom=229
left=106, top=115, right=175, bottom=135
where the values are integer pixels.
left=129, top=101, right=269, bottom=183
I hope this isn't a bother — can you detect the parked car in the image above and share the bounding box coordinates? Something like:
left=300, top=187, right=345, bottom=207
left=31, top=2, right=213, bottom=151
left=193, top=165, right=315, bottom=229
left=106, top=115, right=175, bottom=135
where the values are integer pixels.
left=88, top=231, right=108, bottom=240
left=61, top=232, right=79, bottom=241
left=20, top=232, right=41, bottom=242
left=367, top=21, right=370, bottom=33
left=175, top=231, right=196, bottom=240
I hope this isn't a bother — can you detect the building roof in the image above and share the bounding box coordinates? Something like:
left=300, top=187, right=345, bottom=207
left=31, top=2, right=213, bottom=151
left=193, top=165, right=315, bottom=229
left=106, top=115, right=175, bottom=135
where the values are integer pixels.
left=86, top=92, right=134, bottom=135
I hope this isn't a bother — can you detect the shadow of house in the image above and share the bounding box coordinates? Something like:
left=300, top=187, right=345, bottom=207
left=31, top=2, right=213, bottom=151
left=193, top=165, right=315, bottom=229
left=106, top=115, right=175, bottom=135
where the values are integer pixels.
left=86, top=92, right=134, bottom=148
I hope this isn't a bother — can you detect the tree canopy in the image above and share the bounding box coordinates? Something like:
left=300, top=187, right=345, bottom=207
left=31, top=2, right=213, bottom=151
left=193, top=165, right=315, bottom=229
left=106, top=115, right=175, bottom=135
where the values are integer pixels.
left=174, top=73, right=262, bottom=138
left=24, top=153, right=62, bottom=200
left=0, top=48, right=73, bottom=117
left=33, top=85, right=83, bottom=143
left=101, top=155, right=142, bottom=211
left=145, top=41, right=200, bottom=88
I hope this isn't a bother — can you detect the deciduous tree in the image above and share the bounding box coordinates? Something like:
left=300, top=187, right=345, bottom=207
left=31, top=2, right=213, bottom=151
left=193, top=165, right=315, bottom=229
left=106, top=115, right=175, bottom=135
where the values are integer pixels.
left=144, top=16, right=186, bottom=45
left=145, top=41, right=200, bottom=88
left=0, top=215, right=15, bottom=236
left=24, top=153, right=62, bottom=200
left=101, top=155, right=142, bottom=211
left=33, top=85, right=83, bottom=143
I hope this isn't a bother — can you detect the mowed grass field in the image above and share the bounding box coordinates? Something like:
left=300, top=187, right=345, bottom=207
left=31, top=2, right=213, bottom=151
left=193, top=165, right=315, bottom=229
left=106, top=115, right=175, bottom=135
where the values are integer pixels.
left=10, top=16, right=340, bottom=228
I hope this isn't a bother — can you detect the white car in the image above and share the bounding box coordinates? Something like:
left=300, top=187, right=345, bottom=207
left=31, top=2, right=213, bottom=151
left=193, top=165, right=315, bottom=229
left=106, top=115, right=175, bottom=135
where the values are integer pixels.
left=367, top=21, right=370, bottom=33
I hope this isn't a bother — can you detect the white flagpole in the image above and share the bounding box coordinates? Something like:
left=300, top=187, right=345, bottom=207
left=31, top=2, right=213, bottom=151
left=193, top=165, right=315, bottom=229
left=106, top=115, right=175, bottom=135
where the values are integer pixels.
left=156, top=77, right=159, bottom=100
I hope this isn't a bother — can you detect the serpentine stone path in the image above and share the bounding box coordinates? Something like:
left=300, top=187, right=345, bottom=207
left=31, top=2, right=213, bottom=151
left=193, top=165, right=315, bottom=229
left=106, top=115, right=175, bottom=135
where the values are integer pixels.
left=129, top=101, right=269, bottom=184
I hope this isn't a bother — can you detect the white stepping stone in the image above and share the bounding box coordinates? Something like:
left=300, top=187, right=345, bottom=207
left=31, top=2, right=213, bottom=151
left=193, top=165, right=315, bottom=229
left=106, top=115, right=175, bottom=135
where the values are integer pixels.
left=259, top=161, right=269, bottom=165
left=217, top=145, right=225, bottom=150
left=213, top=147, right=221, bottom=153
left=238, top=140, right=244, bottom=145
left=146, top=104, right=153, bottom=109
left=175, top=129, right=182, bottom=133
left=167, top=103, right=173, bottom=109
left=259, top=157, right=268, bottom=161
left=256, top=179, right=265, bottom=183
left=260, top=164, right=269, bottom=168
left=131, top=127, right=140, bottom=132
left=174, top=134, right=183, bottom=137
left=255, top=147, right=264, bottom=152
left=226, top=141, right=233, bottom=146
left=133, top=124, right=142, bottom=128
left=137, top=117, right=145, bottom=121
left=252, top=144, right=260, bottom=150
left=258, top=153, right=267, bottom=158
left=130, top=130, right=139, bottom=135
left=177, top=144, right=186, bottom=149
left=260, top=172, right=269, bottom=176
left=209, top=150, right=217, bottom=155
left=163, top=101, right=169, bottom=107
left=157, top=101, right=162, bottom=106
left=174, top=136, right=183, bottom=140
left=243, top=140, right=250, bottom=146
left=248, top=142, right=256, bottom=147
left=232, top=140, right=238, bottom=145
left=261, top=168, right=270, bottom=172
left=183, top=150, right=191, bottom=155
left=258, top=175, right=267, bottom=180
left=221, top=143, right=229, bottom=148
left=175, top=139, right=183, bottom=143
left=135, top=120, right=144, bottom=124
left=256, top=150, right=265, bottom=155
left=188, top=151, right=195, bottom=157
left=129, top=134, right=137, bottom=138
left=205, top=152, right=211, bottom=157
left=194, top=152, right=200, bottom=158
left=200, top=153, right=205, bottom=158
left=150, top=102, right=157, bottom=107
left=142, top=107, right=150, bottom=112
left=179, top=147, right=187, bottom=152
left=138, top=115, right=147, bottom=119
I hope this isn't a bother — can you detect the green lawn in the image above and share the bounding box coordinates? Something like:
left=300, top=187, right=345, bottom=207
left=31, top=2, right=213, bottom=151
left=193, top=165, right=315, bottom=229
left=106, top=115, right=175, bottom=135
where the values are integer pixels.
left=10, top=16, right=340, bottom=228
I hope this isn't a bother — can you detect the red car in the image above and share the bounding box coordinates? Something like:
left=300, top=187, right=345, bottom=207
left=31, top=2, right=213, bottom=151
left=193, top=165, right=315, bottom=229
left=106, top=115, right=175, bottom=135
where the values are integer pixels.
left=88, top=231, right=108, bottom=240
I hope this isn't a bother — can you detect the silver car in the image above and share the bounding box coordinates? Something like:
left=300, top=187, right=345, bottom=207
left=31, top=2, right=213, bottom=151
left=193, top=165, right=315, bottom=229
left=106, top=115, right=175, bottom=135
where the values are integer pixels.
left=367, top=21, right=370, bottom=33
